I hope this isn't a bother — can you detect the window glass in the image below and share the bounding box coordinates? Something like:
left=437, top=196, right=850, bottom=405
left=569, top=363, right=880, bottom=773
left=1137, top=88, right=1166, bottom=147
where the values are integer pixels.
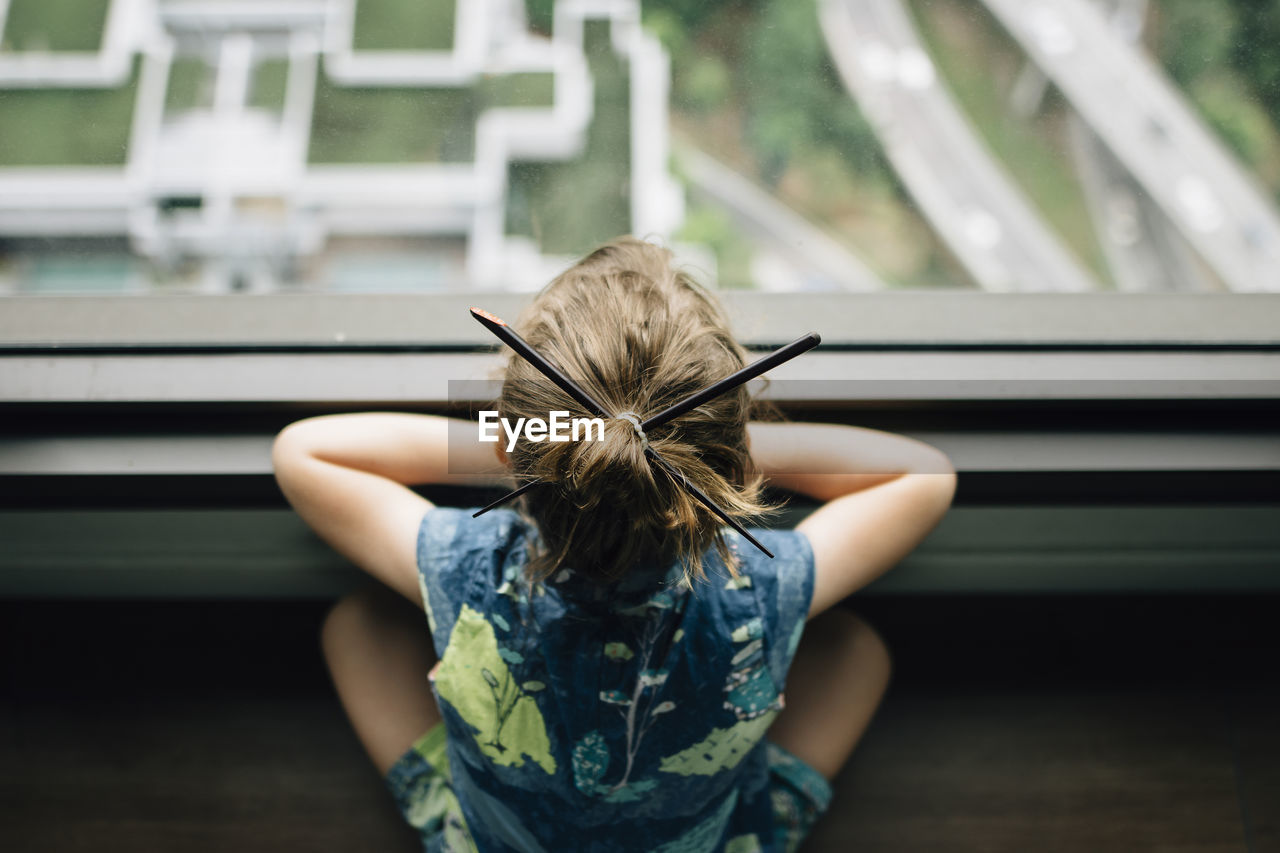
left=1, top=0, right=1277, bottom=295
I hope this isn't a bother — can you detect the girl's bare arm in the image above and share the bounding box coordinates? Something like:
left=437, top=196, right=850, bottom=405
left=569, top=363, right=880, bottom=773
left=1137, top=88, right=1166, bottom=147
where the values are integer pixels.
left=748, top=422, right=956, bottom=617
left=272, top=414, right=508, bottom=602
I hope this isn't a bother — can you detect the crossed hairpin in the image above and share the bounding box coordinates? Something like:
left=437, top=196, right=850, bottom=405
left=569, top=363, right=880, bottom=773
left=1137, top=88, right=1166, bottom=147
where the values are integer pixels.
left=469, top=307, right=820, bottom=558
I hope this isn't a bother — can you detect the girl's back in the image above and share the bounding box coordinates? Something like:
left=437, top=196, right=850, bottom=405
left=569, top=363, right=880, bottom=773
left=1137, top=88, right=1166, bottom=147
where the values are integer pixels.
left=274, top=237, right=955, bottom=852
left=409, top=507, right=820, bottom=851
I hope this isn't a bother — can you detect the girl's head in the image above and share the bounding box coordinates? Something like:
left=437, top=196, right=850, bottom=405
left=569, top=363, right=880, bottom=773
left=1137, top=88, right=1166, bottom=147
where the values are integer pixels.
left=499, top=237, right=770, bottom=584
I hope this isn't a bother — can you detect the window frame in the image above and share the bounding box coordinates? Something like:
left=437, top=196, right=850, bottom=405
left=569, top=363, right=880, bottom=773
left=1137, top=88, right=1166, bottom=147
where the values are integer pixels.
left=2, top=291, right=1277, bottom=598
left=2, top=292, right=1280, bottom=352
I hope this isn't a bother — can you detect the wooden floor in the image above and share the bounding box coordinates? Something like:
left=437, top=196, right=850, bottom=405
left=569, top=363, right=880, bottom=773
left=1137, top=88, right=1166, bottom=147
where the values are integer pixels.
left=2, top=596, right=1277, bottom=852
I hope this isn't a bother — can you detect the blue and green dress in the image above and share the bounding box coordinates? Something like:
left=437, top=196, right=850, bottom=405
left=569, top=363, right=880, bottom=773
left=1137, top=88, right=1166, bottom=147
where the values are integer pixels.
left=385, top=507, right=830, bottom=852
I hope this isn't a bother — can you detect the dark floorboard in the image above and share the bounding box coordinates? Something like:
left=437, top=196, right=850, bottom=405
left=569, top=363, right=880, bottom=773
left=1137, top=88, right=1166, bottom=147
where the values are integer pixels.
left=3, top=696, right=418, bottom=853
left=1235, top=688, right=1280, bottom=853
left=2, top=596, right=1277, bottom=852
left=808, top=688, right=1250, bottom=852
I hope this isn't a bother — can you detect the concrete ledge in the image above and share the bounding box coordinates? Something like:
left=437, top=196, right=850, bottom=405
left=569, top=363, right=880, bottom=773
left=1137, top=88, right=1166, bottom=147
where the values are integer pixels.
left=3, top=292, right=1280, bottom=348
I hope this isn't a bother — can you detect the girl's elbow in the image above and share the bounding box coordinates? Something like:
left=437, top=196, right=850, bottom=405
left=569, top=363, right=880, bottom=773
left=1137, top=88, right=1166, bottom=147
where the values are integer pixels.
left=907, top=463, right=957, bottom=521
left=937, top=469, right=958, bottom=509
left=271, top=422, right=313, bottom=475
left=926, top=449, right=957, bottom=498
left=927, top=469, right=958, bottom=520
left=271, top=426, right=293, bottom=467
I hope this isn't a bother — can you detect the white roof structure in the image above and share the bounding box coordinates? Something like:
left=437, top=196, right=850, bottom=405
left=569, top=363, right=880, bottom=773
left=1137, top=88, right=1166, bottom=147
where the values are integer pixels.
left=0, top=0, right=684, bottom=292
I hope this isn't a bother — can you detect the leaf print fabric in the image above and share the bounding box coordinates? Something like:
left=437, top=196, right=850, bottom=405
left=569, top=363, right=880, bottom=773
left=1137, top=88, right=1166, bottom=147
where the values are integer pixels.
left=411, top=508, right=819, bottom=852
left=433, top=604, right=556, bottom=774
left=385, top=725, right=479, bottom=853
left=658, top=713, right=780, bottom=777
left=572, top=730, right=611, bottom=794
left=604, top=642, right=634, bottom=661
left=652, top=789, right=739, bottom=853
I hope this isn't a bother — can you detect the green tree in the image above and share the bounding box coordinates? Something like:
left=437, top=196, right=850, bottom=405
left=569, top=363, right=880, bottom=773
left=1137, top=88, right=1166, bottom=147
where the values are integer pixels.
left=1226, top=0, right=1280, bottom=122
left=526, top=0, right=555, bottom=34
left=1155, top=0, right=1238, bottom=87
left=1190, top=75, right=1272, bottom=166
left=741, top=0, right=883, bottom=184
left=643, top=0, right=758, bottom=30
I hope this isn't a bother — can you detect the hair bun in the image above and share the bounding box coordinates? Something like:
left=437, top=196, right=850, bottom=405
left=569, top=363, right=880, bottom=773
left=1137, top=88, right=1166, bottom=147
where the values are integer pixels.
left=499, top=237, right=771, bottom=583
left=564, top=413, right=659, bottom=511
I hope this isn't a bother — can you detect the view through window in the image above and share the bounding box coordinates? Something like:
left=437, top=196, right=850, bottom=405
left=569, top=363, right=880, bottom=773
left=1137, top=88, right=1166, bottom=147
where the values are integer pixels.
left=0, top=0, right=1277, bottom=296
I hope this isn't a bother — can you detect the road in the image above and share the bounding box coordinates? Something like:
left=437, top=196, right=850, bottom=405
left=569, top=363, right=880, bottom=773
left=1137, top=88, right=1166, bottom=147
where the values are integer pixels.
left=980, top=0, right=1280, bottom=292
left=677, top=145, right=887, bottom=292
left=818, top=0, right=1099, bottom=292
left=1059, top=0, right=1215, bottom=291
left=1068, top=117, right=1218, bottom=292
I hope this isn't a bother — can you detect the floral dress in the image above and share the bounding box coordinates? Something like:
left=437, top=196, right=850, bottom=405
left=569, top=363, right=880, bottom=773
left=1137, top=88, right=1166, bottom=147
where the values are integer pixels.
left=385, top=507, right=830, bottom=853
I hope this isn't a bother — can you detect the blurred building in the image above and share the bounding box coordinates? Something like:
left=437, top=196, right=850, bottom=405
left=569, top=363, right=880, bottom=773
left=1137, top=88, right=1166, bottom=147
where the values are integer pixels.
left=0, top=0, right=682, bottom=293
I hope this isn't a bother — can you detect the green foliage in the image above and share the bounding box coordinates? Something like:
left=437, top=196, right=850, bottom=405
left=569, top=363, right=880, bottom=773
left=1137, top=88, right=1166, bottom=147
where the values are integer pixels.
left=249, top=60, right=290, bottom=112
left=1151, top=0, right=1280, bottom=195
left=1190, top=73, right=1273, bottom=165
left=741, top=0, right=883, bottom=184
left=0, top=59, right=139, bottom=166
left=1225, top=0, right=1280, bottom=124
left=671, top=200, right=729, bottom=247
left=165, top=57, right=212, bottom=113
left=506, top=35, right=630, bottom=254
left=352, top=0, right=455, bottom=51
left=2, top=0, right=110, bottom=52
left=674, top=202, right=754, bottom=288
left=308, top=66, right=477, bottom=163
left=639, top=9, right=690, bottom=59
left=526, top=0, right=556, bottom=35
left=676, top=54, right=732, bottom=114
left=1153, top=0, right=1280, bottom=127
left=1156, top=0, right=1239, bottom=87
left=643, top=0, right=749, bottom=30
left=477, top=73, right=556, bottom=110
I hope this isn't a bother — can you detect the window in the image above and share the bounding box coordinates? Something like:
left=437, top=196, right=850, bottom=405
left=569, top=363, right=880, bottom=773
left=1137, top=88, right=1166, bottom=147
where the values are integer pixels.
left=2, top=1, right=1278, bottom=598
left=2, top=0, right=1278, bottom=298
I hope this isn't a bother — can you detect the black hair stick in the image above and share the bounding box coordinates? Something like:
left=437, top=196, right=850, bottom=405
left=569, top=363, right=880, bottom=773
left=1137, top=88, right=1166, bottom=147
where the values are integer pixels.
left=642, top=332, right=820, bottom=432
left=468, top=307, right=815, bottom=558
left=644, top=449, right=773, bottom=558
left=471, top=479, right=541, bottom=517
left=470, top=307, right=616, bottom=518
left=470, top=308, right=613, bottom=420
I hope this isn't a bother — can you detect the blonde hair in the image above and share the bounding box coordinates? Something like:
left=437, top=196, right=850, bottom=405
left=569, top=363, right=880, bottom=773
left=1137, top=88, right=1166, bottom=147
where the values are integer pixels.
left=499, top=237, right=772, bottom=585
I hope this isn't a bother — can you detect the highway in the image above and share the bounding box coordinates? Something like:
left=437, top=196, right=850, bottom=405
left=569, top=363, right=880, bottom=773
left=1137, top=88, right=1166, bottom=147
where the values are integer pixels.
left=1057, top=0, right=1216, bottom=292
left=818, top=0, right=1099, bottom=292
left=1067, top=116, right=1218, bottom=292
left=677, top=145, right=887, bottom=292
left=1062, top=0, right=1215, bottom=291
left=980, top=0, right=1280, bottom=292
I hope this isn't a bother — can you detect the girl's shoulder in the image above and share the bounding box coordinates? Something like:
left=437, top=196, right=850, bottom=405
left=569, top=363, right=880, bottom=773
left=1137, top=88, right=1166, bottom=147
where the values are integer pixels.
left=413, top=506, right=816, bottom=663
left=685, top=527, right=816, bottom=688
left=414, top=506, right=538, bottom=651
left=418, top=506, right=535, bottom=558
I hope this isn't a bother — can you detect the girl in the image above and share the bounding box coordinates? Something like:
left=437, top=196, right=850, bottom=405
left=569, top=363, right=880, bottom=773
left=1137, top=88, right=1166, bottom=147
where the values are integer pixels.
left=273, top=238, right=956, bottom=852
